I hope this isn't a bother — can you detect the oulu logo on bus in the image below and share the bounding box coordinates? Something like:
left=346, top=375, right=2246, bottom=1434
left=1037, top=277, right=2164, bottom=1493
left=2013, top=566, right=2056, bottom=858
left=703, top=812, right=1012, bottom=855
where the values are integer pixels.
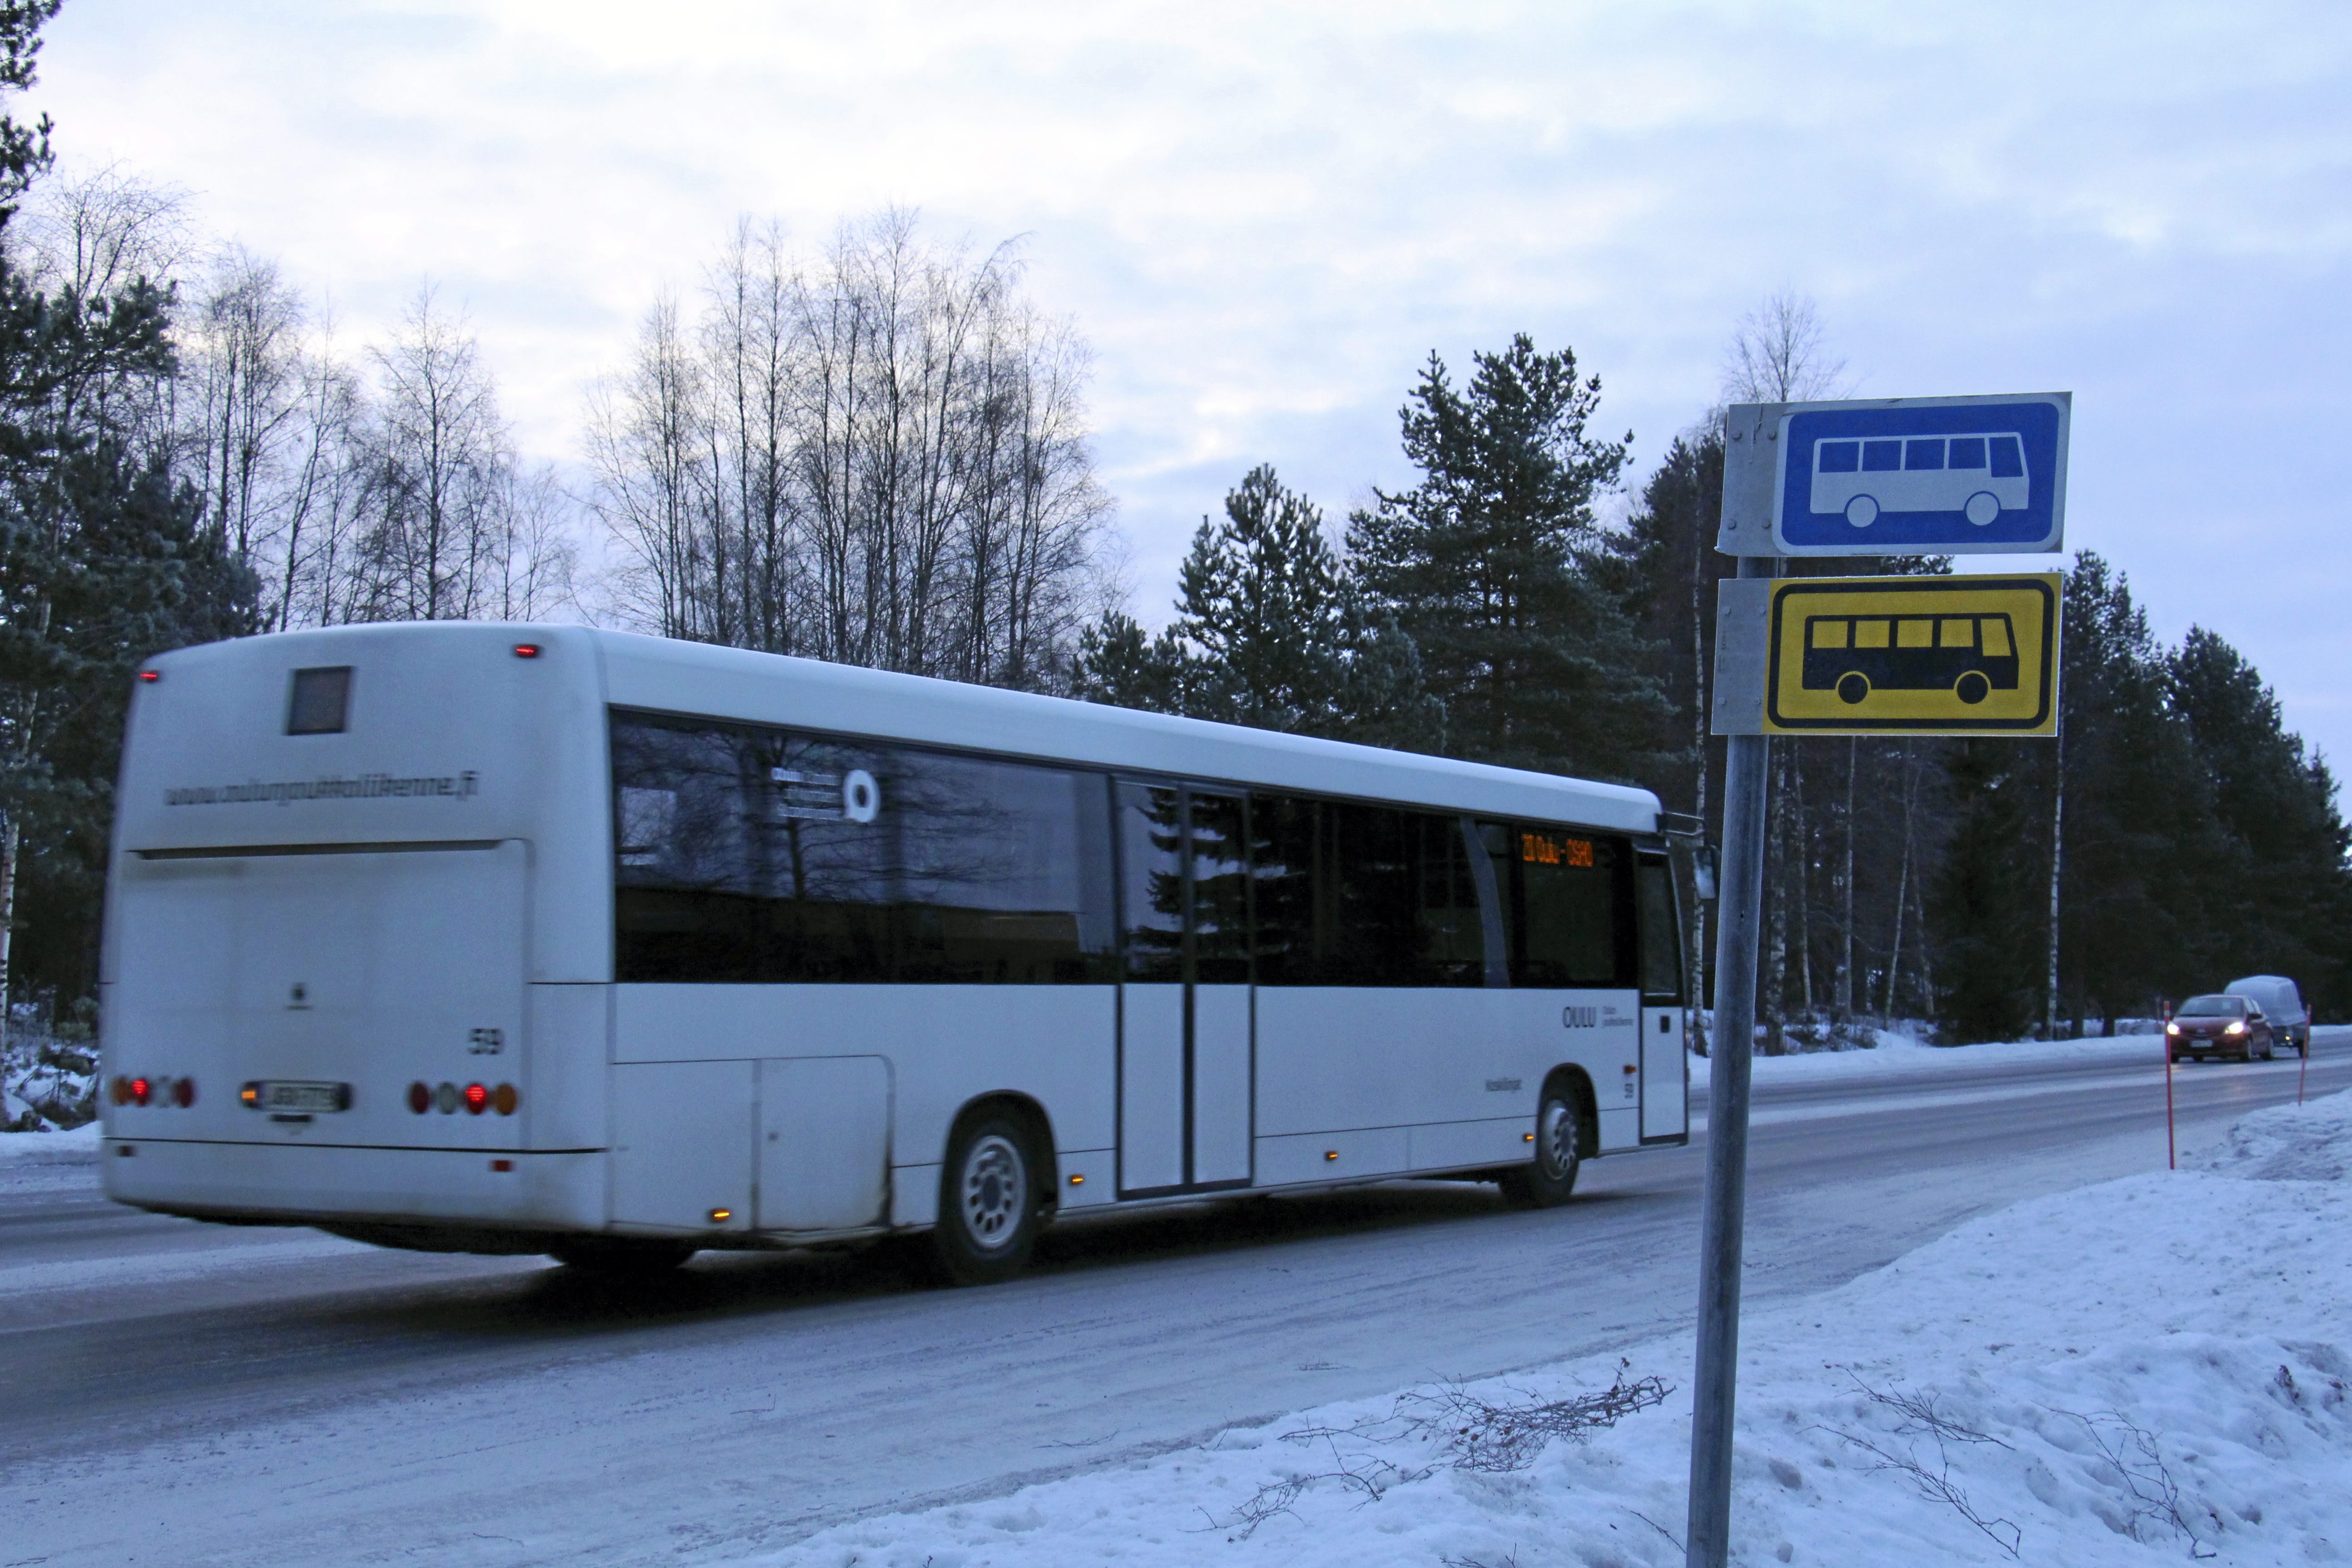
left=1810, top=433, right=2029, bottom=530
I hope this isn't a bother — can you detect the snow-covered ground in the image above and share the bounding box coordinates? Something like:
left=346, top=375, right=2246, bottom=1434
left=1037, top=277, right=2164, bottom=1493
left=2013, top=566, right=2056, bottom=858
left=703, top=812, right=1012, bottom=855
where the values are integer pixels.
left=755, top=1090, right=2352, bottom=1567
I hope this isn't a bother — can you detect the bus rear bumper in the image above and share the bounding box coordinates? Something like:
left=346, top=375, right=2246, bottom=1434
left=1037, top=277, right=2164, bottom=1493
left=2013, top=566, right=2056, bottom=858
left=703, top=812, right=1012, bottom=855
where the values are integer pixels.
left=101, top=1137, right=605, bottom=1237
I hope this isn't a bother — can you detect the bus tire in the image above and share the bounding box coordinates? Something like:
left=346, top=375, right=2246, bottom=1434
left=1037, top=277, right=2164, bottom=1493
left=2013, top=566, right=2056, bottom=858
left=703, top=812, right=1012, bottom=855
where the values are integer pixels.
left=548, top=1237, right=696, bottom=1274
left=933, top=1111, right=1045, bottom=1286
left=1955, top=670, right=1991, bottom=705
left=1499, top=1086, right=1583, bottom=1209
left=1836, top=672, right=1869, bottom=706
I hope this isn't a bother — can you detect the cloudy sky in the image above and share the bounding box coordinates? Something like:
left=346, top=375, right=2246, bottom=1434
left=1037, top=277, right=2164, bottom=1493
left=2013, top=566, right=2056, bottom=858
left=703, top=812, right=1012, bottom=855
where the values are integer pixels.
left=29, top=2, right=2352, bottom=761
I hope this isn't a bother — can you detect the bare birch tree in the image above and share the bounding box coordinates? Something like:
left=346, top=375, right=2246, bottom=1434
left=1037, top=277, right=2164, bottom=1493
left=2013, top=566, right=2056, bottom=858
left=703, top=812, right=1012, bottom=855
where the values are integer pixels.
left=588, top=209, right=1117, bottom=689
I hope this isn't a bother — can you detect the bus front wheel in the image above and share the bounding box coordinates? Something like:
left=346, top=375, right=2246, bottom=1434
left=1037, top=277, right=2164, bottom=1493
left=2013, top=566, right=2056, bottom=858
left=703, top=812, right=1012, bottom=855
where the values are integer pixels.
left=1499, top=1089, right=1583, bottom=1209
left=933, top=1112, right=1046, bottom=1285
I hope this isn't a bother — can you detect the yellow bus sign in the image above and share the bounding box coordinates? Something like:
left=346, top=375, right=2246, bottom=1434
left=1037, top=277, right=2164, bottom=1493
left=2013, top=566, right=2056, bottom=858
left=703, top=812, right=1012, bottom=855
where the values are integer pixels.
left=1763, top=573, right=2059, bottom=735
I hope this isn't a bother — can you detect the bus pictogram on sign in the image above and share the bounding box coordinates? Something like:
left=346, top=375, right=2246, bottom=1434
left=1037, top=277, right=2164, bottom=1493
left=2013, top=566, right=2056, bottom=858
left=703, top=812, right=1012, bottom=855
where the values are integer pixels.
left=1801, top=611, right=2019, bottom=706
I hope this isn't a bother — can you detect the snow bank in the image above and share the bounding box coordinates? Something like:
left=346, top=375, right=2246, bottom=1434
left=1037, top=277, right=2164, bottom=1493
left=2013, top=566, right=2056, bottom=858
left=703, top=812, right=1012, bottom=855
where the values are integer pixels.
left=757, top=1092, right=2352, bottom=1567
left=0, top=1119, right=102, bottom=1196
left=1690, top=1026, right=2169, bottom=1091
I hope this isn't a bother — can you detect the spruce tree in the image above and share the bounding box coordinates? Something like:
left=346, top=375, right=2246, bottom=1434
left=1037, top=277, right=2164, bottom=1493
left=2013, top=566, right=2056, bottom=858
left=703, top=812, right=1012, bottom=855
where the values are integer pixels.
left=1930, top=738, right=2044, bottom=1042
left=1171, top=464, right=1348, bottom=732
left=2167, top=626, right=2352, bottom=1002
left=1068, top=608, right=1187, bottom=714
left=2050, top=554, right=2230, bottom=1027
left=1348, top=334, right=1668, bottom=782
left=0, top=0, right=257, bottom=1019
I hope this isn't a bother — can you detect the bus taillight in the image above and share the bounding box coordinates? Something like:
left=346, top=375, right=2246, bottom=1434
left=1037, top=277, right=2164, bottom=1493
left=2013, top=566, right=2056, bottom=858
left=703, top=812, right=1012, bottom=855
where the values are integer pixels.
left=463, top=1082, right=489, bottom=1114
left=172, top=1078, right=196, bottom=1108
left=130, top=1076, right=152, bottom=1107
left=407, top=1081, right=431, bottom=1114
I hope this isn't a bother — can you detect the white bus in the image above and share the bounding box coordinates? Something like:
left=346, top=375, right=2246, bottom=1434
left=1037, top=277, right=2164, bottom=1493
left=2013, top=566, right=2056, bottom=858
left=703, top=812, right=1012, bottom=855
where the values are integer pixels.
left=98, top=624, right=1691, bottom=1282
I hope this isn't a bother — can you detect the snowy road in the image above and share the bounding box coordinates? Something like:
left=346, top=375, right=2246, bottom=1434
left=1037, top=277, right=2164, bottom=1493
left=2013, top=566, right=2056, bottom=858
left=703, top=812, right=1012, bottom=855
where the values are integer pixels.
left=3, top=1033, right=2346, bottom=1567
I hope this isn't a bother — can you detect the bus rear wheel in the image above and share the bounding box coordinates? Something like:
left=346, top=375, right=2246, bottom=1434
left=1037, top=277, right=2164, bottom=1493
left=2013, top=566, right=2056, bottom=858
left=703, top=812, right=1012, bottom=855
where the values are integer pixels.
left=1955, top=671, right=1991, bottom=705
left=1499, top=1089, right=1583, bottom=1209
left=932, top=1112, right=1046, bottom=1286
left=1836, top=673, right=1869, bottom=706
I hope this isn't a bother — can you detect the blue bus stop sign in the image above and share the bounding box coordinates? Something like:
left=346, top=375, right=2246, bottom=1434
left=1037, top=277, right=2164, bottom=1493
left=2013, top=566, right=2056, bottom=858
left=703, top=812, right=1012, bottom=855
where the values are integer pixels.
left=1717, top=392, right=2070, bottom=557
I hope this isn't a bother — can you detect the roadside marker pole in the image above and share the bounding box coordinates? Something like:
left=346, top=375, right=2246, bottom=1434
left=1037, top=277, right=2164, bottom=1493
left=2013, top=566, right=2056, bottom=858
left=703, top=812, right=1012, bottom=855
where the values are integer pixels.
left=2163, top=1000, right=2176, bottom=1171
left=2298, top=1020, right=2308, bottom=1107
left=1685, top=557, right=1775, bottom=1568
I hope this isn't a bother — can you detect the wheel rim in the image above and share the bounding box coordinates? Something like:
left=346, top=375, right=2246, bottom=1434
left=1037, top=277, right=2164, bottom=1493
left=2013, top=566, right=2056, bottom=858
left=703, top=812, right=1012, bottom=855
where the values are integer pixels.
left=959, top=1132, right=1027, bottom=1252
left=1538, top=1100, right=1577, bottom=1181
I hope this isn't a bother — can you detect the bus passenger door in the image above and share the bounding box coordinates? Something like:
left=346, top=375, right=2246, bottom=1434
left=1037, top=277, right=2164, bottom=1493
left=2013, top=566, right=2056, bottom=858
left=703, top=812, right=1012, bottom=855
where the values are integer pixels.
left=1635, top=853, right=1689, bottom=1142
left=1116, top=783, right=1254, bottom=1196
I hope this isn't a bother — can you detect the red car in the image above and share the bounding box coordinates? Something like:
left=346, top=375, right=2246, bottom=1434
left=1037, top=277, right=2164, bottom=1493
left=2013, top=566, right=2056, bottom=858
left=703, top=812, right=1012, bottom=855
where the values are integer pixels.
left=2168, top=994, right=2277, bottom=1062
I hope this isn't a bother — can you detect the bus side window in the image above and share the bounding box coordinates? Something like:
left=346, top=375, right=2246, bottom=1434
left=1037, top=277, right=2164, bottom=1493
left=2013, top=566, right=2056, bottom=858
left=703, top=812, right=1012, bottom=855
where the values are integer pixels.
left=1252, top=796, right=1483, bottom=987
left=1508, top=828, right=1632, bottom=989
left=1940, top=618, right=1976, bottom=648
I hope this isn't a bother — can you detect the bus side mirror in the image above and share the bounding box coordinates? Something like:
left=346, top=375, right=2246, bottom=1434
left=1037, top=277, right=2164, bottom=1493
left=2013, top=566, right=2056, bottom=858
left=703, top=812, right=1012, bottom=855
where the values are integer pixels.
left=1691, top=843, right=1720, bottom=903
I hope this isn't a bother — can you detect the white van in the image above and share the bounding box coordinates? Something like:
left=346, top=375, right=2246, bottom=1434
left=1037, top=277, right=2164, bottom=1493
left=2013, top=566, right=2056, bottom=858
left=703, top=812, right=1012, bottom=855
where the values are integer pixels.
left=2225, top=975, right=2308, bottom=1057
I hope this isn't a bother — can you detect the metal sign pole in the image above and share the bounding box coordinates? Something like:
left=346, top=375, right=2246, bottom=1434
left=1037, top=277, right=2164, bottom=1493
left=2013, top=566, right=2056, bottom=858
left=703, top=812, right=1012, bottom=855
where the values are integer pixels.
left=1685, top=555, right=1776, bottom=1568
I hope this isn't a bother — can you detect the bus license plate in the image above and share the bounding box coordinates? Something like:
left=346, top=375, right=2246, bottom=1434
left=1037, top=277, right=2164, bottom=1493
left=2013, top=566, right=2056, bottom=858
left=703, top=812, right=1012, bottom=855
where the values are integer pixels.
left=264, top=1081, right=349, bottom=1113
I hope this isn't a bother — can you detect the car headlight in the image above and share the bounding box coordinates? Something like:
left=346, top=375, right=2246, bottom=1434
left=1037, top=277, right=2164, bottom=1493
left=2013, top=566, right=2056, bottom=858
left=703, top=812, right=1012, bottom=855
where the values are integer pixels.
left=2165, top=1022, right=2180, bottom=1035
left=2225, top=1021, right=2245, bottom=1035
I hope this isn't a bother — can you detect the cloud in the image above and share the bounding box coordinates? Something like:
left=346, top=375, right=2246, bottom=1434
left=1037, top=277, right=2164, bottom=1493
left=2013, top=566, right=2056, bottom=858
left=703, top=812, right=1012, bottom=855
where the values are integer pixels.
left=31, top=0, right=2352, bottom=756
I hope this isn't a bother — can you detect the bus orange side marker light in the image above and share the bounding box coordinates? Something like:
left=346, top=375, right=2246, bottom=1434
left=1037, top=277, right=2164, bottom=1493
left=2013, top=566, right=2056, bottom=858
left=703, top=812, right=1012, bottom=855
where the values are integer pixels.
left=490, top=1159, right=514, bottom=1172
left=1524, top=1132, right=1536, bottom=1142
left=492, top=1083, right=519, bottom=1115
left=241, top=1083, right=262, bottom=1108
left=707, top=1207, right=733, bottom=1224
left=1622, top=1064, right=1638, bottom=1074
left=1324, top=1150, right=1338, bottom=1162
left=1068, top=1173, right=1084, bottom=1186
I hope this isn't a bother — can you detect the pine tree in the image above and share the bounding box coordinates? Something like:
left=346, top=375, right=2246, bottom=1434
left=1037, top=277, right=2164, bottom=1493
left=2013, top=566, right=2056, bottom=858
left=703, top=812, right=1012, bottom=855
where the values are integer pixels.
left=1347, top=333, right=1668, bottom=782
